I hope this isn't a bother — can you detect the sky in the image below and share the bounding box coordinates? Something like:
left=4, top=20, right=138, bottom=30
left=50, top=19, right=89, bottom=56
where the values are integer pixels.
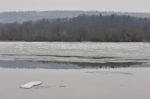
left=0, top=0, right=150, bottom=12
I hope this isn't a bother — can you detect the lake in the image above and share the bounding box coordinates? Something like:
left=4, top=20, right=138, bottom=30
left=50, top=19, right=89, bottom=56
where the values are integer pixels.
left=0, top=42, right=150, bottom=69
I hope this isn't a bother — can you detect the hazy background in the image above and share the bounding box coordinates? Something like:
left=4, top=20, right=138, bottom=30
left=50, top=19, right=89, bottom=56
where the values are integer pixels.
left=0, top=0, right=150, bottom=12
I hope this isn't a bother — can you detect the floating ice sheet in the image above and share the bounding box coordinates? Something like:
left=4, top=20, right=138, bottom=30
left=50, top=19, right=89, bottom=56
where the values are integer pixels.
left=20, top=81, right=42, bottom=89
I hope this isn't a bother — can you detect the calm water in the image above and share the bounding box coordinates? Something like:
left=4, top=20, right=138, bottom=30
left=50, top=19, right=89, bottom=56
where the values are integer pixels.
left=0, top=42, right=150, bottom=69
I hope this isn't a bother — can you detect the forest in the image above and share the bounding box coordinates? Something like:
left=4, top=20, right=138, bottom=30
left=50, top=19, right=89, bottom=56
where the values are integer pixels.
left=0, top=14, right=150, bottom=42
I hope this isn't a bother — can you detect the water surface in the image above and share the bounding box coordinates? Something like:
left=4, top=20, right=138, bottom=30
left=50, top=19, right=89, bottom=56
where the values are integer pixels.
left=0, top=42, right=150, bottom=69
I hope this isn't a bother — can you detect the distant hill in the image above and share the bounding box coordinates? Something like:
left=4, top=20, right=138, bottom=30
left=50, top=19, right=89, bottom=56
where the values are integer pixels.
left=0, top=11, right=150, bottom=23
left=0, top=15, right=150, bottom=42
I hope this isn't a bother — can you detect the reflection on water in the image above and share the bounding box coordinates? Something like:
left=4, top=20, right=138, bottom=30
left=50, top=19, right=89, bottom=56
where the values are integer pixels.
left=0, top=42, right=150, bottom=69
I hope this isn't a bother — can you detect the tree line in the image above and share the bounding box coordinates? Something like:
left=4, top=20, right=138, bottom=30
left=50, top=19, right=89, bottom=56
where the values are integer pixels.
left=0, top=14, right=150, bottom=42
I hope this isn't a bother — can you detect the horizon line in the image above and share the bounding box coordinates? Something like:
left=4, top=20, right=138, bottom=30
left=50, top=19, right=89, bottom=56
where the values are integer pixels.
left=0, top=10, right=150, bottom=14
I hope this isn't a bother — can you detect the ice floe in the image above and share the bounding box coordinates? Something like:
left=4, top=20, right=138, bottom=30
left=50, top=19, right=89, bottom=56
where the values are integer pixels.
left=20, top=81, right=42, bottom=89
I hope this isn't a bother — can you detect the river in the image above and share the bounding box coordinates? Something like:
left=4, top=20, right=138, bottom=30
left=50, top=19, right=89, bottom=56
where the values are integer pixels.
left=0, top=42, right=149, bottom=69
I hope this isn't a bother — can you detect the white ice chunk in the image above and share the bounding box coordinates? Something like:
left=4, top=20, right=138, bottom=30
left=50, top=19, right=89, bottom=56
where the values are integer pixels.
left=20, top=81, right=42, bottom=89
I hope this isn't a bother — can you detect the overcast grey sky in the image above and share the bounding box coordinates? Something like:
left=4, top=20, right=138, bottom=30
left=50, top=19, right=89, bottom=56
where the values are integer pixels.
left=0, top=0, right=150, bottom=12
